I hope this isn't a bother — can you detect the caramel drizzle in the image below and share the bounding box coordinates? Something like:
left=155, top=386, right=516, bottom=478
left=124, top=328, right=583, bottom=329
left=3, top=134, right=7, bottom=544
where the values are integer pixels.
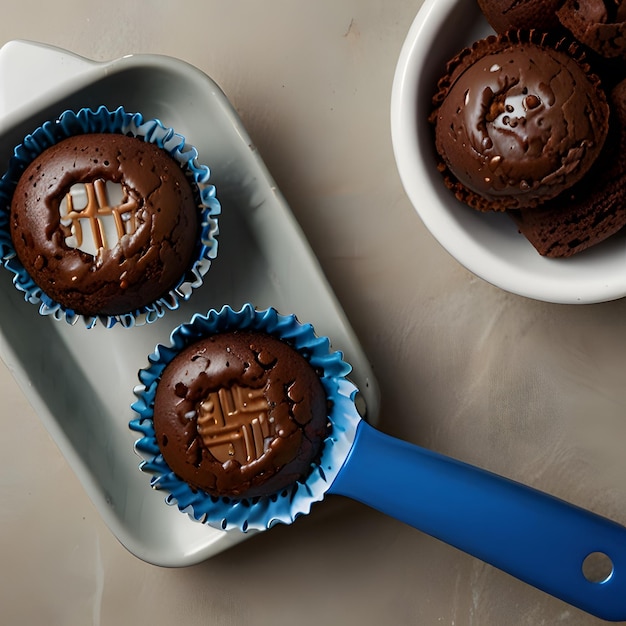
left=63, top=180, right=138, bottom=251
left=196, top=385, right=272, bottom=464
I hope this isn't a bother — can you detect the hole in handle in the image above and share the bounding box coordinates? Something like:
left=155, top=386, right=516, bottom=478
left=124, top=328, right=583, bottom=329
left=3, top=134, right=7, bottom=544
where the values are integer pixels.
left=582, top=552, right=614, bottom=584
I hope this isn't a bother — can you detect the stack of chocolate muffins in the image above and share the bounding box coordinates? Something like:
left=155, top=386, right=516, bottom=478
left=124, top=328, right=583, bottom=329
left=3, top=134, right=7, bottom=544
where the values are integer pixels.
left=430, top=0, right=626, bottom=257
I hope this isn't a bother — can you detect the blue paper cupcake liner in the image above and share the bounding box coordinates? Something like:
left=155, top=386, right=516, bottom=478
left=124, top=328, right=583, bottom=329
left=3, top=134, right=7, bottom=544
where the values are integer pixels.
left=0, top=105, right=220, bottom=328
left=129, top=304, right=361, bottom=532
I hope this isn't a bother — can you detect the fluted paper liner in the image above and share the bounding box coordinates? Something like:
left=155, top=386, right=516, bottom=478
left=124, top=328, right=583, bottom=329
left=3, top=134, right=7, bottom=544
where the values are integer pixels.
left=130, top=304, right=361, bottom=532
left=0, top=105, right=220, bottom=328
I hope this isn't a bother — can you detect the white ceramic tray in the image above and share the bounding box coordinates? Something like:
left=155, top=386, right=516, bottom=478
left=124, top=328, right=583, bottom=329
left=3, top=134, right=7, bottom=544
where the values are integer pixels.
left=391, top=0, right=626, bottom=304
left=0, top=40, right=380, bottom=567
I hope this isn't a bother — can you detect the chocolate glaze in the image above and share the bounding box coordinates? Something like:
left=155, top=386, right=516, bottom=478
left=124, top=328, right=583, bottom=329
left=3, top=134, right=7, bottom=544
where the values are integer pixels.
left=10, top=134, right=199, bottom=316
left=152, top=331, right=329, bottom=499
left=432, top=35, right=609, bottom=210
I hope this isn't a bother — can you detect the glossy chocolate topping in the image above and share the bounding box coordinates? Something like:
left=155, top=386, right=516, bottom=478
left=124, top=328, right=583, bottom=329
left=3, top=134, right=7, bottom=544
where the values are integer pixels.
left=152, top=331, right=329, bottom=499
left=433, top=38, right=609, bottom=210
left=10, top=133, right=198, bottom=316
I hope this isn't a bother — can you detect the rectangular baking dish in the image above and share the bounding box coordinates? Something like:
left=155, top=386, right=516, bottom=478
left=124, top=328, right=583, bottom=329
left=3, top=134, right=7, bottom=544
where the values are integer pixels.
left=0, top=40, right=380, bottom=567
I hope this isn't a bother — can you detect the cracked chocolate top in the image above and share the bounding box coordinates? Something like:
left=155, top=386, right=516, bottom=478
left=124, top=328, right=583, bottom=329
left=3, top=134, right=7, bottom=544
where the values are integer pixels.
left=10, top=133, right=199, bottom=316
left=152, top=331, right=329, bottom=499
left=431, top=34, right=610, bottom=211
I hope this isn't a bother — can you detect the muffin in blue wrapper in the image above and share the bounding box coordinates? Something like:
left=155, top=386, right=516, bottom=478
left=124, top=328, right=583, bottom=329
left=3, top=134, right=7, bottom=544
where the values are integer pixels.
left=0, top=106, right=220, bottom=328
left=130, top=304, right=361, bottom=532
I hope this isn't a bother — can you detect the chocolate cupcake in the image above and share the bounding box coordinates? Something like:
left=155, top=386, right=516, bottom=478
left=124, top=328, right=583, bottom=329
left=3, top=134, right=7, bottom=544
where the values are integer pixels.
left=510, top=76, right=626, bottom=257
left=152, top=330, right=328, bottom=499
left=130, top=304, right=360, bottom=531
left=477, top=0, right=563, bottom=34
left=557, top=0, right=626, bottom=61
left=430, top=31, right=610, bottom=211
left=0, top=106, right=220, bottom=328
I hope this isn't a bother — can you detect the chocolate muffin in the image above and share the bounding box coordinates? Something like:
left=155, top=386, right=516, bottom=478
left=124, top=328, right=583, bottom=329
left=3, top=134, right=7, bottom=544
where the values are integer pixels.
left=557, top=0, right=626, bottom=61
left=430, top=31, right=610, bottom=211
left=510, top=77, right=626, bottom=256
left=477, top=0, right=563, bottom=33
left=152, top=330, right=329, bottom=499
left=10, top=133, right=199, bottom=317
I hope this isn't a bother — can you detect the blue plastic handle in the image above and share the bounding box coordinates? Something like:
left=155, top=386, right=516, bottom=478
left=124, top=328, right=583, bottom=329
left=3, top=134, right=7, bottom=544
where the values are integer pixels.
left=328, top=420, right=626, bottom=622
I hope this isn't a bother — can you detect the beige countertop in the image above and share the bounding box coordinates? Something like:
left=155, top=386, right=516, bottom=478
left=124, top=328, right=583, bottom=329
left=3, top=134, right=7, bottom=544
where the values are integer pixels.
left=2, top=1, right=626, bottom=625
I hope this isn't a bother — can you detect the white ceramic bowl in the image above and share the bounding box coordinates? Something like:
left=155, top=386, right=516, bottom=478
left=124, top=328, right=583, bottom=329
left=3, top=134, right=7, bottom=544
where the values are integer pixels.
left=391, top=0, right=626, bottom=304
